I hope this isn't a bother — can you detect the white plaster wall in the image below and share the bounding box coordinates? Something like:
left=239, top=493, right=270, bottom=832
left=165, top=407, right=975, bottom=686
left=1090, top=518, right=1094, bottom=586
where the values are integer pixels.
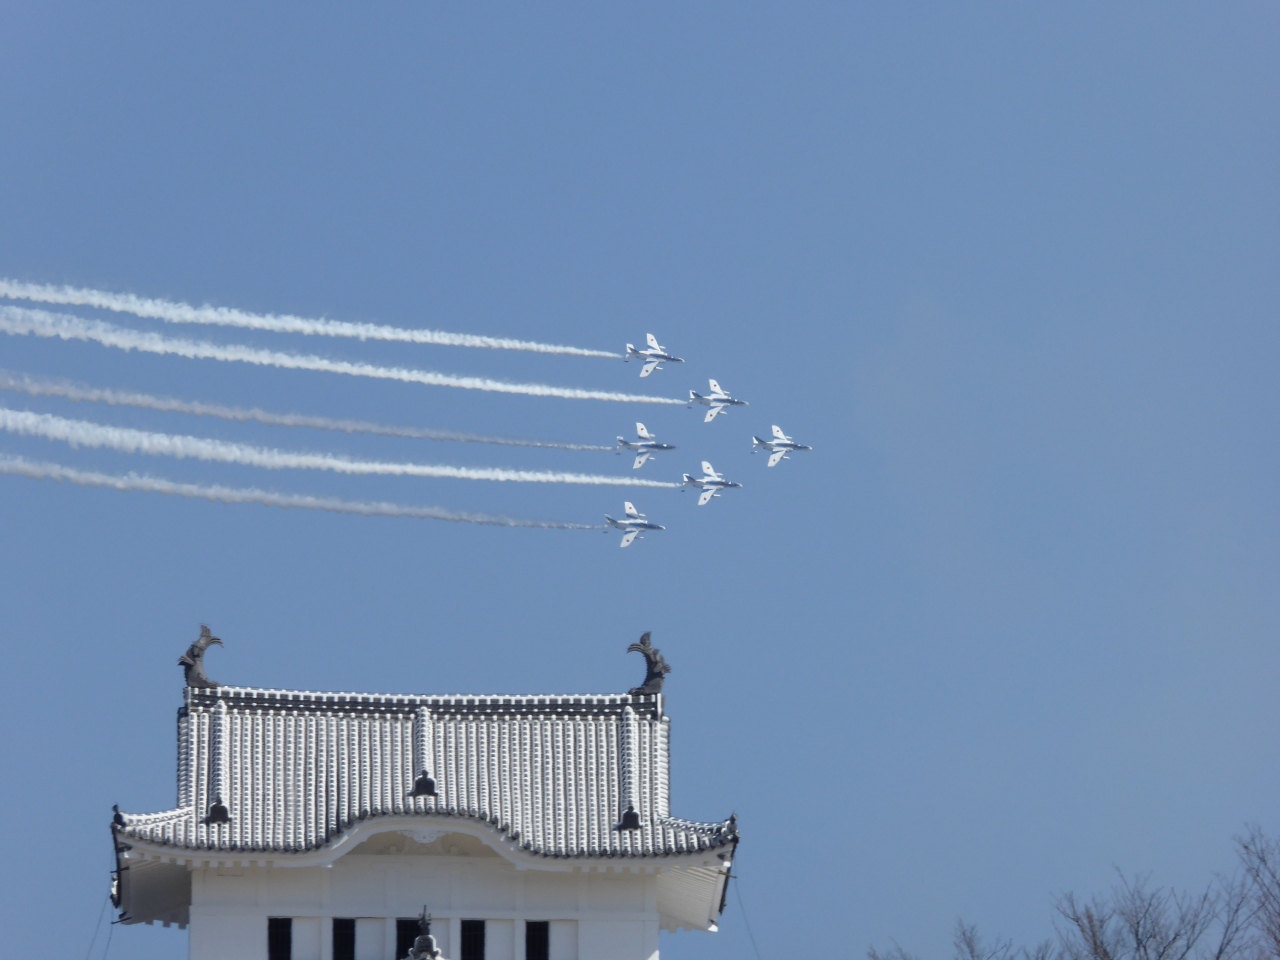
left=356, top=918, right=385, bottom=960
left=294, top=918, right=323, bottom=960
left=578, top=921, right=658, bottom=960
left=189, top=847, right=661, bottom=960
left=189, top=908, right=267, bottom=960
left=487, top=920, right=515, bottom=960
left=550, top=920, right=579, bottom=960
left=422, top=921, right=445, bottom=958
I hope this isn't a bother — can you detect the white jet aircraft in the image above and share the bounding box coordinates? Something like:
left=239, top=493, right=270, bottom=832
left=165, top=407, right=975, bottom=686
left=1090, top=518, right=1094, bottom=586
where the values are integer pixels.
left=616, top=422, right=677, bottom=469
left=752, top=425, right=812, bottom=467
left=624, top=334, right=684, bottom=377
left=681, top=461, right=743, bottom=506
left=688, top=379, right=748, bottom=422
left=605, top=502, right=665, bottom=547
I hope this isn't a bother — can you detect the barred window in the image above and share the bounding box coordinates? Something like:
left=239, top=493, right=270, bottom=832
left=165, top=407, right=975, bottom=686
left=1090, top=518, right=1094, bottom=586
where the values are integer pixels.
left=332, top=918, right=355, bottom=960
left=396, top=918, right=422, bottom=959
left=461, top=919, right=486, bottom=960
left=525, top=921, right=550, bottom=960
left=267, top=917, right=292, bottom=960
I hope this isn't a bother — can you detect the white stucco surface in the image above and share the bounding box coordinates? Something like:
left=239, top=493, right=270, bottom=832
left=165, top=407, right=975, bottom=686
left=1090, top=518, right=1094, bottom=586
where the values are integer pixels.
left=188, top=830, right=665, bottom=959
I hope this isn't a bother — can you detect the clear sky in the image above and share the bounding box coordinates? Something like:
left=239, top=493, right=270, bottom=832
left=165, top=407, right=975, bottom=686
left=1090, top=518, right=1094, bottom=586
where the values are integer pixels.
left=0, top=4, right=1276, bottom=958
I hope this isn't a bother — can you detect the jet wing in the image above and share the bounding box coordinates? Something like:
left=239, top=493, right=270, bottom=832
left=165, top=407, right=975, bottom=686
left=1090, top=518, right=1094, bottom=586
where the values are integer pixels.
left=771, top=424, right=788, bottom=441
left=697, top=488, right=716, bottom=506
left=640, top=360, right=659, bottom=378
left=632, top=452, right=651, bottom=470
left=708, top=378, right=724, bottom=396
left=767, top=450, right=786, bottom=467
left=704, top=404, right=726, bottom=422
left=636, top=423, right=653, bottom=440
left=646, top=332, right=661, bottom=350
left=701, top=461, right=719, bottom=477
left=624, top=501, right=640, bottom=518
left=620, top=530, right=639, bottom=548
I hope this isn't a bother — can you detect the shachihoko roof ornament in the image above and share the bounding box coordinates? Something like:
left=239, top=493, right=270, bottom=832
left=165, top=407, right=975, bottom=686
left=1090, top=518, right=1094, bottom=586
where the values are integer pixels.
left=627, top=631, right=670, bottom=696
left=178, top=625, right=222, bottom=688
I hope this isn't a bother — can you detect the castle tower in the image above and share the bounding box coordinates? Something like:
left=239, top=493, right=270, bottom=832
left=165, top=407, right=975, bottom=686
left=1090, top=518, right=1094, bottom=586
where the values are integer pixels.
left=110, top=631, right=737, bottom=960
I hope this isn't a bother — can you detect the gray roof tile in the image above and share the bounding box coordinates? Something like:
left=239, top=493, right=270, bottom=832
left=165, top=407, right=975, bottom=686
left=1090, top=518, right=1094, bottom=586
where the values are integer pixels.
left=116, top=686, right=736, bottom=860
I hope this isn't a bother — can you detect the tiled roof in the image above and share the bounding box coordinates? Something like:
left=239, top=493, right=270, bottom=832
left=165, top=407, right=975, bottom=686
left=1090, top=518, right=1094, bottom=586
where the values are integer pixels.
left=115, top=685, right=736, bottom=860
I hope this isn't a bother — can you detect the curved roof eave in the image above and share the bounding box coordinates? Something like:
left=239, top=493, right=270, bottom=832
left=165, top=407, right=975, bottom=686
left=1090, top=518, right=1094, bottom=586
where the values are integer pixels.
left=115, top=813, right=735, bottom=873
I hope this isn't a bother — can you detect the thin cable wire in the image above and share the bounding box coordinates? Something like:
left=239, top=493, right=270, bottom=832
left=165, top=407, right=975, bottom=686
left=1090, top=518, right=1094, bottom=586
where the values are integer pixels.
left=100, top=915, right=115, bottom=960
left=82, top=893, right=109, bottom=960
left=734, top=872, right=766, bottom=960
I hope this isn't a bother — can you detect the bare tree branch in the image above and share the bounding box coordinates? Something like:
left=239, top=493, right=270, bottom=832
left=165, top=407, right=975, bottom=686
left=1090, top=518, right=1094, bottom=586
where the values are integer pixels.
left=870, top=943, right=923, bottom=960
left=869, top=830, right=1280, bottom=960
left=955, top=921, right=1018, bottom=960
left=1238, top=826, right=1280, bottom=959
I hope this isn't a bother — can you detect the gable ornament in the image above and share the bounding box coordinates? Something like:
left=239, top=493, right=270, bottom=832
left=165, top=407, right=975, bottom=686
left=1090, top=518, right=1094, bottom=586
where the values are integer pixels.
left=627, top=632, right=670, bottom=696
left=179, top=625, right=223, bottom=688
left=404, top=907, right=446, bottom=959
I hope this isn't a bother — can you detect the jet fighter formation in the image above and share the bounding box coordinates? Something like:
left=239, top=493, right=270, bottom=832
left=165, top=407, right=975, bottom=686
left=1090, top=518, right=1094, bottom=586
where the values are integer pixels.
left=616, top=422, right=675, bottom=469
left=606, top=334, right=809, bottom=544
left=0, top=276, right=818, bottom=544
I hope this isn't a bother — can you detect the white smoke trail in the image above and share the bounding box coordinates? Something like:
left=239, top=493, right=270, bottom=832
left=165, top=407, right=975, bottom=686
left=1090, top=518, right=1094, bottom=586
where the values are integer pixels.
left=0, top=454, right=597, bottom=528
left=0, top=370, right=614, bottom=451
left=0, top=306, right=683, bottom=405
left=0, top=279, right=622, bottom=358
left=0, top=407, right=682, bottom=488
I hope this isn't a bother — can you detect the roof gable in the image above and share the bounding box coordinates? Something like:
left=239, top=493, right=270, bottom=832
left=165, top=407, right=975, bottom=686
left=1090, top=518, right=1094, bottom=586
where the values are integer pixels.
left=115, top=636, right=735, bottom=863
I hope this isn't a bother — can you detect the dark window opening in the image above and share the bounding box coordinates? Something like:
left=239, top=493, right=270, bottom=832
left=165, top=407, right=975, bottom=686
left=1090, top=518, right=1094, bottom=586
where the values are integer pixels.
left=267, top=917, right=292, bottom=960
left=525, top=921, right=550, bottom=960
left=333, top=918, right=356, bottom=960
left=461, top=919, right=486, bottom=960
left=396, top=918, right=423, bottom=959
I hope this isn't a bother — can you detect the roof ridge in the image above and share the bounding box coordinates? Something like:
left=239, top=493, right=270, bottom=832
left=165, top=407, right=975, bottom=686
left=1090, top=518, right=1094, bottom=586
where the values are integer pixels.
left=206, top=685, right=646, bottom=702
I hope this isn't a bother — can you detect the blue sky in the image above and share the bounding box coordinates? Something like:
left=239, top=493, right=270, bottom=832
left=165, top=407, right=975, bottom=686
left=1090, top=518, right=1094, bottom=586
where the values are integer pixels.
left=0, top=3, right=1276, bottom=958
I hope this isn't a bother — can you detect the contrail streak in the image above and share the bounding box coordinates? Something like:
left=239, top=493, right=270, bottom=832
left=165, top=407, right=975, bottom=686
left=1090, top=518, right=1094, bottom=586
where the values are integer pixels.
left=0, top=306, right=683, bottom=405
left=0, top=370, right=614, bottom=451
left=0, top=279, right=623, bottom=357
left=0, top=454, right=597, bottom=528
left=0, top=407, right=682, bottom=488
